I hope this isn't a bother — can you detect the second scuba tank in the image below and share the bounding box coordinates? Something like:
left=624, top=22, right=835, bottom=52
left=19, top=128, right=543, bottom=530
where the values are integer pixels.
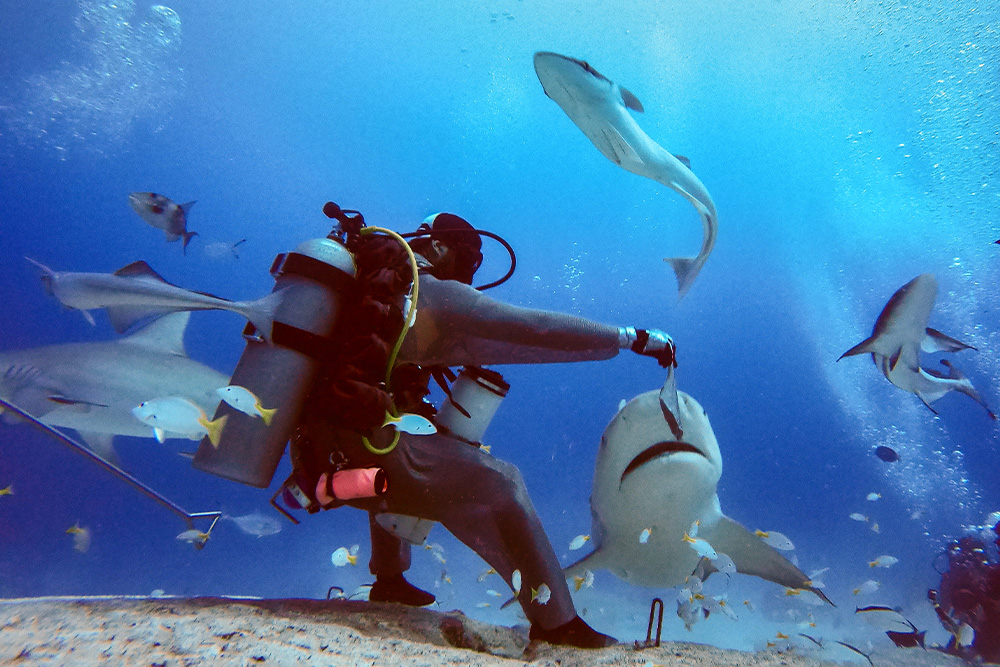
left=193, top=237, right=356, bottom=488
left=373, top=367, right=509, bottom=546
left=434, top=367, right=510, bottom=445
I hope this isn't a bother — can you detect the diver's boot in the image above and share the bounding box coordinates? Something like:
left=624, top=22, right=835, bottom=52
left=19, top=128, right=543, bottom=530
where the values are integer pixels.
left=369, top=573, right=436, bottom=607
left=529, top=615, right=617, bottom=649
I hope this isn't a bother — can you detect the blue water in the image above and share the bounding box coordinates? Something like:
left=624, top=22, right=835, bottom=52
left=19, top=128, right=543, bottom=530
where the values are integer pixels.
left=1, top=0, right=998, bottom=659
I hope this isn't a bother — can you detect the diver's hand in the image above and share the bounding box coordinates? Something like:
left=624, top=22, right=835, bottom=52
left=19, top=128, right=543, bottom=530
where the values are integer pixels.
left=629, top=328, right=676, bottom=368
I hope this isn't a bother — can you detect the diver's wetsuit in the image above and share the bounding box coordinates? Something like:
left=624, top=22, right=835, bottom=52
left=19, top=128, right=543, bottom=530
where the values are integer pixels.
left=301, top=272, right=622, bottom=629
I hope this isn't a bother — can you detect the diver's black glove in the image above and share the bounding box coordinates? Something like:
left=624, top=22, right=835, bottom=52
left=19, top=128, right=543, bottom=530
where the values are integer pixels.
left=623, top=328, right=677, bottom=368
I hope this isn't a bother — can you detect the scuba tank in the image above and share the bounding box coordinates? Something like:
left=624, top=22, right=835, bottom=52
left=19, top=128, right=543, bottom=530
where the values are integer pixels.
left=193, top=236, right=356, bottom=488
left=374, top=367, right=510, bottom=544
left=435, top=367, right=510, bottom=445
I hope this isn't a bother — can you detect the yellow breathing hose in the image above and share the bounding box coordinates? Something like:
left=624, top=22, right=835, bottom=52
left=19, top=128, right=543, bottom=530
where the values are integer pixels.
left=360, top=226, right=420, bottom=455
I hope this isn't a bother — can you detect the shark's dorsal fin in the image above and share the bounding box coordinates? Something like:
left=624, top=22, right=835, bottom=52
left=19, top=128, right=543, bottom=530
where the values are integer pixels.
left=121, top=311, right=190, bottom=357
left=619, top=86, right=644, bottom=113
left=922, top=327, right=975, bottom=353
left=114, top=260, right=169, bottom=283
left=673, top=155, right=691, bottom=169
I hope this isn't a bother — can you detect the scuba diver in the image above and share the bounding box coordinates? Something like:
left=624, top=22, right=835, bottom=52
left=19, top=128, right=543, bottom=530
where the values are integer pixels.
left=929, top=518, right=1000, bottom=662
left=195, top=205, right=676, bottom=649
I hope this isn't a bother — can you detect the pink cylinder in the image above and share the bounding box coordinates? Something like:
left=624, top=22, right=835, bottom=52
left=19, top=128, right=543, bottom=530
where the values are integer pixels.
left=329, top=468, right=388, bottom=500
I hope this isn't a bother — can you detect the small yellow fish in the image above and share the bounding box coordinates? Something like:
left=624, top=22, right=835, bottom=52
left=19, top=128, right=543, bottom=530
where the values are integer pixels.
left=66, top=522, right=91, bottom=553
left=331, top=545, right=359, bottom=567
left=639, top=528, right=652, bottom=544
left=866, top=492, right=881, bottom=501
left=478, top=567, right=497, bottom=582
left=383, top=411, right=437, bottom=435
left=531, top=583, right=551, bottom=605
left=849, top=512, right=869, bottom=522
left=486, top=589, right=502, bottom=597
left=776, top=632, right=789, bottom=640
left=176, top=529, right=210, bottom=543
left=871, top=522, right=880, bottom=533
left=569, top=534, right=591, bottom=550
left=480, top=445, right=491, bottom=454
left=784, top=588, right=802, bottom=596
left=572, top=570, right=595, bottom=591
left=869, top=555, right=899, bottom=568
left=216, top=386, right=277, bottom=425
left=853, top=579, right=880, bottom=595
left=0, top=485, right=13, bottom=496
left=475, top=602, right=491, bottom=608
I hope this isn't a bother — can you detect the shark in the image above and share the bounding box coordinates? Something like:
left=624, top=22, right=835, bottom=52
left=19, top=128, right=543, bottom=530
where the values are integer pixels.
left=26, top=258, right=283, bottom=340
left=533, top=51, right=718, bottom=298
left=838, top=273, right=995, bottom=418
left=0, top=312, right=230, bottom=462
left=565, top=368, right=831, bottom=604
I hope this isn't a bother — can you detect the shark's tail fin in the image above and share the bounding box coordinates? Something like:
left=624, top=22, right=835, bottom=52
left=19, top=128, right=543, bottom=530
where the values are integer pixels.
left=664, top=256, right=704, bottom=300
left=182, top=231, right=199, bottom=255
left=239, top=289, right=288, bottom=344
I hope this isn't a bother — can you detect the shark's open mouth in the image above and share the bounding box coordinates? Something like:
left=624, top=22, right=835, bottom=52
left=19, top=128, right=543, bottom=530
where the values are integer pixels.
left=620, top=441, right=706, bottom=485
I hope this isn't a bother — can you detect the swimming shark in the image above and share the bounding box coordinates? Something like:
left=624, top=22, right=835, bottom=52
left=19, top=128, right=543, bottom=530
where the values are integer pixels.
left=533, top=51, right=718, bottom=298
left=565, top=368, right=831, bottom=604
left=129, top=192, right=198, bottom=253
left=0, top=312, right=229, bottom=462
left=838, top=273, right=995, bottom=418
left=26, top=258, right=282, bottom=340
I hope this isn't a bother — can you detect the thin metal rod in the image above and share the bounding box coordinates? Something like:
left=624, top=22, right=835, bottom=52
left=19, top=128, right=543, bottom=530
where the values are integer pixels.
left=646, top=597, right=664, bottom=647
left=0, top=397, right=220, bottom=532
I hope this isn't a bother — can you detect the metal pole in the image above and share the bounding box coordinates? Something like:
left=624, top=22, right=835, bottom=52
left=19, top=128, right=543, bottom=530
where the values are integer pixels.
left=0, top=397, right=221, bottom=538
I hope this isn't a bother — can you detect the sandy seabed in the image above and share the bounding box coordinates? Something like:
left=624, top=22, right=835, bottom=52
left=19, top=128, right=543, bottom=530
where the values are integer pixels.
left=0, top=596, right=971, bottom=667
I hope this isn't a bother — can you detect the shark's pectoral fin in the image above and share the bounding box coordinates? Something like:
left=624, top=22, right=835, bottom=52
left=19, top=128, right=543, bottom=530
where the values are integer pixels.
left=618, top=85, right=644, bottom=113
left=705, top=516, right=833, bottom=606
left=77, top=431, right=121, bottom=466
left=599, top=127, right=644, bottom=167
left=922, top=328, right=976, bottom=353
left=838, top=336, right=879, bottom=361
left=563, top=547, right=607, bottom=580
